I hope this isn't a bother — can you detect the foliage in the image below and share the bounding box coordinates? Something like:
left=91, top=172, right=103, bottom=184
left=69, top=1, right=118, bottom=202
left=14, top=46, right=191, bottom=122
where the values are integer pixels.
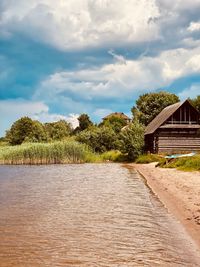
left=6, top=117, right=47, bottom=145
left=0, top=140, right=100, bottom=165
left=77, top=113, right=93, bottom=131
left=100, top=150, right=126, bottom=162
left=100, top=116, right=128, bottom=133
left=120, top=120, right=145, bottom=160
left=189, top=95, right=200, bottom=112
left=45, top=120, right=72, bottom=141
left=135, top=154, right=162, bottom=164
left=132, top=91, right=179, bottom=125
left=0, top=137, right=7, bottom=146
left=76, top=125, right=119, bottom=153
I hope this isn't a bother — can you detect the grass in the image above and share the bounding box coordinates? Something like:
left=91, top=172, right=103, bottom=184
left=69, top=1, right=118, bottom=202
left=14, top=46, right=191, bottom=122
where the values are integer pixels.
left=0, top=141, right=101, bottom=165
left=135, top=154, right=163, bottom=164
left=158, top=154, right=200, bottom=171
left=100, top=150, right=128, bottom=162
left=136, top=153, right=200, bottom=172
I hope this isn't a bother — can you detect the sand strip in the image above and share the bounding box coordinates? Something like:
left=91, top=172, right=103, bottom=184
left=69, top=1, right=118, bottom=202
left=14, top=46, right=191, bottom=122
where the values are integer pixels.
left=133, top=163, right=200, bottom=249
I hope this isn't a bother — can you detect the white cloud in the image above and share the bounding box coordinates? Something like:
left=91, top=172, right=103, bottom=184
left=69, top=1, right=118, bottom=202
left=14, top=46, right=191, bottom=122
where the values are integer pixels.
left=0, top=0, right=160, bottom=50
left=34, top=46, right=200, bottom=104
left=178, top=84, right=200, bottom=100
left=32, top=112, right=79, bottom=128
left=0, top=99, right=47, bottom=136
left=188, top=21, right=200, bottom=32
left=0, top=99, right=79, bottom=136
left=93, top=108, right=113, bottom=119
left=0, top=99, right=48, bottom=118
left=108, top=50, right=127, bottom=65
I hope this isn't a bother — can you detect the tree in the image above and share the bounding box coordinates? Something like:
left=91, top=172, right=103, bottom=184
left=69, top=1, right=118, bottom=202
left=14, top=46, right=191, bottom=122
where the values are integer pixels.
left=77, top=114, right=93, bottom=131
left=100, top=116, right=128, bottom=133
left=6, top=117, right=47, bottom=145
left=44, top=120, right=72, bottom=140
left=120, top=120, right=145, bottom=160
left=189, top=95, right=200, bottom=112
left=132, top=91, right=179, bottom=126
left=76, top=125, right=119, bottom=153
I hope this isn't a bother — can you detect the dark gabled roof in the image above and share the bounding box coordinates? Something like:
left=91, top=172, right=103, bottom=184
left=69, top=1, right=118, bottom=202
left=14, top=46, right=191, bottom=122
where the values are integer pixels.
left=145, top=101, right=185, bottom=135
left=103, top=112, right=130, bottom=120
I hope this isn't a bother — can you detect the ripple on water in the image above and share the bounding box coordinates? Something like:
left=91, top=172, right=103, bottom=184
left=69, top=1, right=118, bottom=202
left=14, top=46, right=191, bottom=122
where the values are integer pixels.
left=0, top=164, right=200, bottom=267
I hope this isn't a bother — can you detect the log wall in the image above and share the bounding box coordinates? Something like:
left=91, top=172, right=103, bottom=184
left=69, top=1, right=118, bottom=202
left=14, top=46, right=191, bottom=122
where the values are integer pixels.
left=157, top=131, right=200, bottom=153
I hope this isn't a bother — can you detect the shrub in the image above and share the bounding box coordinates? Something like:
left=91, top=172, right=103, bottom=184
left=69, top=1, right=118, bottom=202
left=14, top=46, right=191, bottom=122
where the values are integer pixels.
left=120, top=120, right=145, bottom=160
left=76, top=126, right=119, bottom=153
left=101, top=150, right=126, bottom=162
left=44, top=120, right=72, bottom=141
left=6, top=117, right=47, bottom=145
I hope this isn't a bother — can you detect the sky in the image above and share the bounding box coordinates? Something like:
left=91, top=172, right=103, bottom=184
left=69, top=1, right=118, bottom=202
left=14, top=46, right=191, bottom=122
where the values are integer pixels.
left=1, top=0, right=200, bottom=136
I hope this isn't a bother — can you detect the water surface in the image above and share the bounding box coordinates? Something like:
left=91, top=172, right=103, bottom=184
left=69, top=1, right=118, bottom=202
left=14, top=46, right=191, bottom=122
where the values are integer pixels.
left=0, top=164, right=200, bottom=266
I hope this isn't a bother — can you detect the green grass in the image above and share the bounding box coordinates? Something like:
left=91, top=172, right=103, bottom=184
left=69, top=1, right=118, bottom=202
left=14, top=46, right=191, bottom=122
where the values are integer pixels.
left=135, top=153, right=200, bottom=171
left=0, top=141, right=101, bottom=165
left=159, top=154, right=200, bottom=171
left=135, top=154, right=163, bottom=164
left=100, top=150, right=127, bottom=162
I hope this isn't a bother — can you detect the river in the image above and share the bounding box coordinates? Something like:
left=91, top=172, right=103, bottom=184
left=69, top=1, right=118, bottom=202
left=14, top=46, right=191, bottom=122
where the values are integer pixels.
left=0, top=164, right=200, bottom=266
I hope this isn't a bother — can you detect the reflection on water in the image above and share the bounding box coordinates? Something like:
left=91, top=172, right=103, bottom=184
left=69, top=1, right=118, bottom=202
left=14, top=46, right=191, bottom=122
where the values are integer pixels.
left=0, top=164, right=200, bottom=266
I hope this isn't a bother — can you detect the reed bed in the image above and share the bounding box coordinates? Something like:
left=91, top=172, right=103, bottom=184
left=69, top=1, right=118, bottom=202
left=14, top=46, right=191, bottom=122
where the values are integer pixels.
left=0, top=141, right=101, bottom=165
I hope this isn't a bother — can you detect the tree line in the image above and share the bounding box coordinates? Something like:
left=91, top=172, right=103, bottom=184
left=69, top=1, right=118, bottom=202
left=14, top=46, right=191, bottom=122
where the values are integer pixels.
left=2, top=92, right=200, bottom=160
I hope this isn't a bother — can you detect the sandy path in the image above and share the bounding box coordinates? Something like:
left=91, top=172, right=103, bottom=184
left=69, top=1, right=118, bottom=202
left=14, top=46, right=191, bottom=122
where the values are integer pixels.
left=133, top=163, right=200, bottom=249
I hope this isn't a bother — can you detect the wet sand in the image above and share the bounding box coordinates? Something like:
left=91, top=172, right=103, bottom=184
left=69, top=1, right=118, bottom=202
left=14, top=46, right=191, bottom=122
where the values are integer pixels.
left=134, top=163, right=200, bottom=250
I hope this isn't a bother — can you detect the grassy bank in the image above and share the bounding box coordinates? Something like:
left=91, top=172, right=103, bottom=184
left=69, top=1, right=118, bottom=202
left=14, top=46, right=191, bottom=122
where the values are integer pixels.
left=159, top=154, right=200, bottom=171
left=0, top=141, right=101, bottom=165
left=135, top=153, right=200, bottom=171
left=135, top=154, right=162, bottom=164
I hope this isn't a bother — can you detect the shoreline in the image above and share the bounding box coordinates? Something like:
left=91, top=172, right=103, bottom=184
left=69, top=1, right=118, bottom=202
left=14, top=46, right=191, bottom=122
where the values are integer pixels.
left=133, top=163, right=200, bottom=250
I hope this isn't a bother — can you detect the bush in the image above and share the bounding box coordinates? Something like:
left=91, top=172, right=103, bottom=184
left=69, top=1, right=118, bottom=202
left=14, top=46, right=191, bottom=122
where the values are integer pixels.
left=6, top=117, right=47, bottom=145
left=120, top=120, right=145, bottom=160
left=101, top=150, right=126, bottom=162
left=76, top=126, right=119, bottom=153
left=44, top=120, right=72, bottom=141
left=100, top=116, right=128, bottom=133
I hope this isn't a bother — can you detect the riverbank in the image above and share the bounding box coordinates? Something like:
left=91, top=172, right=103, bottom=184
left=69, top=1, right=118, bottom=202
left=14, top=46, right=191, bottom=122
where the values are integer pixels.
left=133, top=163, right=200, bottom=249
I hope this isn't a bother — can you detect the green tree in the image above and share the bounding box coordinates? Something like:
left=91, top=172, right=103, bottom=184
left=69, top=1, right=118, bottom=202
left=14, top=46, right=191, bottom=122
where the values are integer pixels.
left=100, top=116, right=128, bottom=133
left=132, top=91, right=179, bottom=125
left=120, top=120, right=145, bottom=160
left=76, top=125, right=119, bottom=153
left=77, top=114, right=93, bottom=131
left=189, top=95, right=200, bottom=112
left=44, top=120, right=72, bottom=141
left=6, top=117, right=47, bottom=145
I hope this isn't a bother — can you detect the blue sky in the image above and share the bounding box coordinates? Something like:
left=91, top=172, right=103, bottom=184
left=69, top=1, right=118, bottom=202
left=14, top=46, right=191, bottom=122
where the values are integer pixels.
left=1, top=0, right=200, bottom=136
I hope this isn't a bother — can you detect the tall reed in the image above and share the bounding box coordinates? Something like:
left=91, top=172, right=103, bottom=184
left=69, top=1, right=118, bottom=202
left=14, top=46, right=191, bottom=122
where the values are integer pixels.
left=0, top=141, right=100, bottom=165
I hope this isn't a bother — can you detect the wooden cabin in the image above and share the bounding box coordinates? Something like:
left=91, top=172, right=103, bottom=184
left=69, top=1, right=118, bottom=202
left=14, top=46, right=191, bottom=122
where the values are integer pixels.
left=145, top=100, right=200, bottom=153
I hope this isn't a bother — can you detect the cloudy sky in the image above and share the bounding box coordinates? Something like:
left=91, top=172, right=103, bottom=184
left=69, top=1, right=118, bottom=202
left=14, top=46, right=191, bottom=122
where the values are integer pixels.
left=1, top=0, right=200, bottom=136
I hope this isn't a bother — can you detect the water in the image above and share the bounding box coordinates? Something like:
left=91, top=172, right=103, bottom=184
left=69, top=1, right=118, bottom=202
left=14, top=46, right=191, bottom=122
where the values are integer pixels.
left=0, top=164, right=200, bottom=266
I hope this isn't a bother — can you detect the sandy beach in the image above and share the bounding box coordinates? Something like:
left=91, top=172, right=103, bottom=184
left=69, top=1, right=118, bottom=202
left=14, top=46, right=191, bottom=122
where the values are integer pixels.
left=133, top=163, right=200, bottom=249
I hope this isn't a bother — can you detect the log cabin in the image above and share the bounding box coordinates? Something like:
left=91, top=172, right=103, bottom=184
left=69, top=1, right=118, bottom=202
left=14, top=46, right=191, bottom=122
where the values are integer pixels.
left=145, top=100, right=200, bottom=153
